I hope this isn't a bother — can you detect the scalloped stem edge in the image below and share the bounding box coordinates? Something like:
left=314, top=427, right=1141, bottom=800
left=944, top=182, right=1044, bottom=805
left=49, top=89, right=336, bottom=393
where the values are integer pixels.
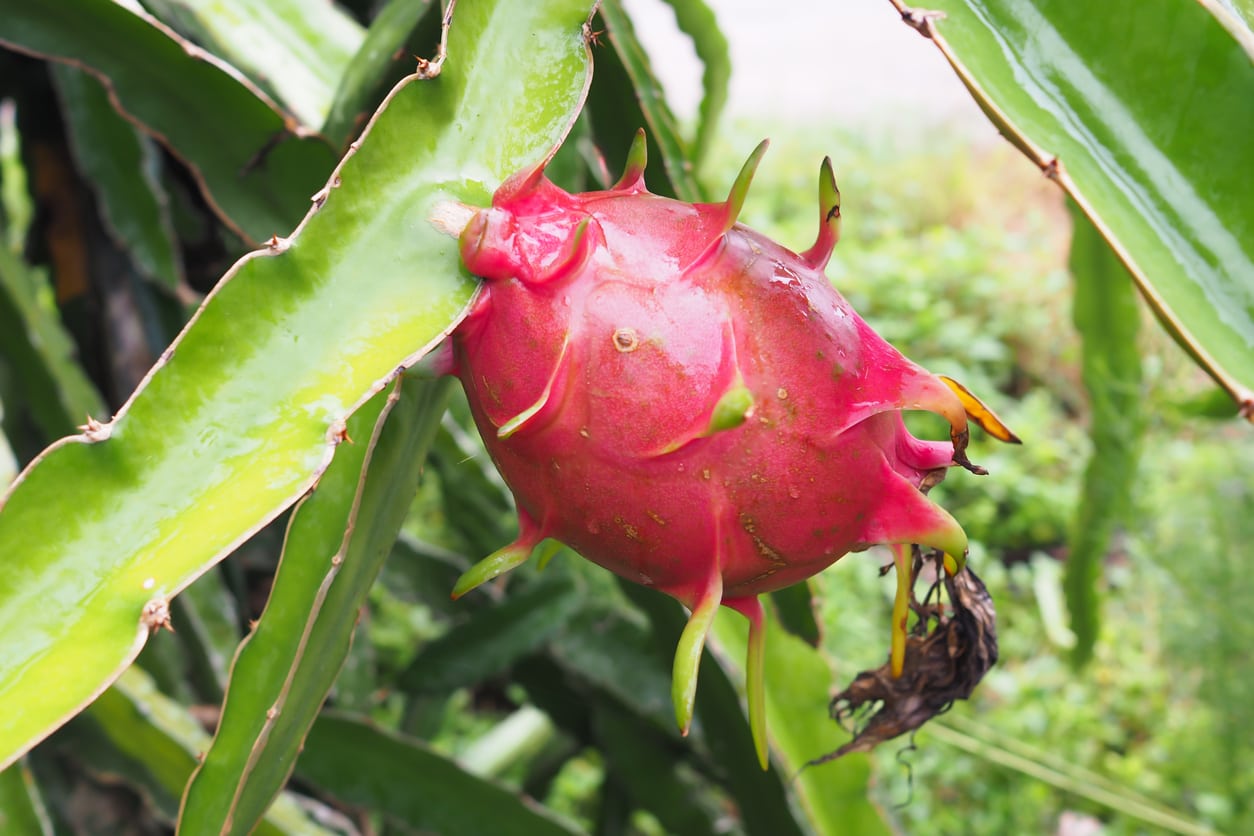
left=886, top=0, right=1253, bottom=418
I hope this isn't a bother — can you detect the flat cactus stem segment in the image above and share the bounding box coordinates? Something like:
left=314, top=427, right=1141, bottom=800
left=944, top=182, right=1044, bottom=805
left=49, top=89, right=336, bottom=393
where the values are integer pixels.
left=802, top=156, right=841, bottom=269
left=938, top=375, right=1022, bottom=444
left=725, top=595, right=769, bottom=770
left=672, top=568, right=723, bottom=737
left=889, top=543, right=912, bottom=678
left=610, top=128, right=648, bottom=191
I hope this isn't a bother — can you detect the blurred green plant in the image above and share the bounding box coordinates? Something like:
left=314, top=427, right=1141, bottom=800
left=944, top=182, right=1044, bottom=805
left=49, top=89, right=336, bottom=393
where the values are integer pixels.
left=0, top=0, right=1250, bottom=834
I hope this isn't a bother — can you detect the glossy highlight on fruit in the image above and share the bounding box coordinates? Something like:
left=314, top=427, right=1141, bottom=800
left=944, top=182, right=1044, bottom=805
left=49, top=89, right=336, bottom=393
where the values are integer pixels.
left=445, top=131, right=1017, bottom=767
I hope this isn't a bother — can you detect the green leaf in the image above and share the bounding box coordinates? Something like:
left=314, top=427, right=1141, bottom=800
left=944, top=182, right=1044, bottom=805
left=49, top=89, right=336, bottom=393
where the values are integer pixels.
left=547, top=600, right=677, bottom=734
left=428, top=417, right=517, bottom=558
left=591, top=0, right=703, bottom=201
left=590, top=701, right=724, bottom=836
left=769, top=580, right=821, bottom=647
left=0, top=412, right=16, bottom=488
left=0, top=0, right=337, bottom=241
left=1064, top=203, right=1143, bottom=667
left=658, top=0, right=729, bottom=168
left=398, top=572, right=582, bottom=695
left=0, top=759, right=53, bottom=835
left=324, top=0, right=440, bottom=146
left=0, top=245, right=104, bottom=438
left=0, top=99, right=32, bottom=250
left=72, top=667, right=333, bottom=834
left=713, top=607, right=890, bottom=835
left=896, top=0, right=1254, bottom=413
left=924, top=715, right=1215, bottom=835
left=297, top=712, right=582, bottom=836
left=378, top=531, right=469, bottom=620
left=459, top=705, right=558, bottom=779
left=181, top=377, right=449, bottom=835
left=1206, top=0, right=1254, bottom=47
left=0, top=0, right=594, bottom=771
left=139, top=0, right=365, bottom=130
left=618, top=582, right=808, bottom=836
left=171, top=565, right=243, bottom=701
left=50, top=64, right=182, bottom=290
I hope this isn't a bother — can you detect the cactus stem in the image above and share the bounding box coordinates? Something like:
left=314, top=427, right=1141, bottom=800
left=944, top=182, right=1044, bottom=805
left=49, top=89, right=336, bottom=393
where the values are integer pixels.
left=802, top=157, right=841, bottom=269
left=611, top=128, right=649, bottom=191
left=672, top=569, right=723, bottom=736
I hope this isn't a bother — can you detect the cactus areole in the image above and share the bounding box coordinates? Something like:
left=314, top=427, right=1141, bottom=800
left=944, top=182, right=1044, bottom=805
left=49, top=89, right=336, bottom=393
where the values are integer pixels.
left=445, top=132, right=1017, bottom=767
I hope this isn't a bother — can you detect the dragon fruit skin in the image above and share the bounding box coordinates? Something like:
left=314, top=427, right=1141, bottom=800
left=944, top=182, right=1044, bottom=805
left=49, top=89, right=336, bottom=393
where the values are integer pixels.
left=447, top=133, right=1011, bottom=767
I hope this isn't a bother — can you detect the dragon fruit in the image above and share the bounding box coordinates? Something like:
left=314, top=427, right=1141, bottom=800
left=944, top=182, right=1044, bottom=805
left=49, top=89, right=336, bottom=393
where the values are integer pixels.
left=445, top=132, right=1015, bottom=766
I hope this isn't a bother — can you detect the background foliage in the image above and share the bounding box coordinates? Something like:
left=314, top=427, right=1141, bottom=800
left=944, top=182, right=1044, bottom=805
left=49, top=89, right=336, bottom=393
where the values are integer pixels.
left=0, top=0, right=1251, bottom=834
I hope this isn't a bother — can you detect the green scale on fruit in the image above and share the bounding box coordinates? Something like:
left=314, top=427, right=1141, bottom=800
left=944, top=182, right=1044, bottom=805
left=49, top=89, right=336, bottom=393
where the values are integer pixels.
left=444, top=131, right=1018, bottom=768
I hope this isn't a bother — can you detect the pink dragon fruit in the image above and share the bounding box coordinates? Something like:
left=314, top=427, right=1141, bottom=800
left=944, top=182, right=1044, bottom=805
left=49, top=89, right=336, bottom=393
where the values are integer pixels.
left=446, top=132, right=1015, bottom=766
